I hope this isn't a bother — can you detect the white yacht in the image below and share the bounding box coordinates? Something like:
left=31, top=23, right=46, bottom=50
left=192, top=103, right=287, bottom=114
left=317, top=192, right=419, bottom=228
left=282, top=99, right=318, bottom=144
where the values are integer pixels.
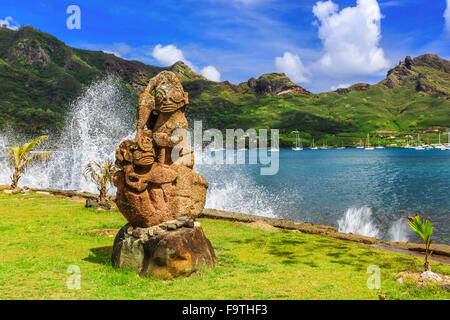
left=414, top=134, right=425, bottom=150
left=319, top=140, right=328, bottom=150
left=356, top=139, right=364, bottom=149
left=292, top=132, right=303, bottom=151
left=365, top=134, right=374, bottom=150
left=310, top=138, right=318, bottom=150
left=376, top=137, right=385, bottom=149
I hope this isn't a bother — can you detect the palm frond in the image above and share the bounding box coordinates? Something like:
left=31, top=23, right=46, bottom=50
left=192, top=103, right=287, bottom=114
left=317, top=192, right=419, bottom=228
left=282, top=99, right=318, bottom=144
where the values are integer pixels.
left=407, top=215, right=433, bottom=245
left=6, top=146, right=21, bottom=169
left=21, top=135, right=48, bottom=154
left=5, top=135, right=51, bottom=188
left=20, top=152, right=52, bottom=173
left=82, top=160, right=118, bottom=195
left=82, top=162, right=102, bottom=184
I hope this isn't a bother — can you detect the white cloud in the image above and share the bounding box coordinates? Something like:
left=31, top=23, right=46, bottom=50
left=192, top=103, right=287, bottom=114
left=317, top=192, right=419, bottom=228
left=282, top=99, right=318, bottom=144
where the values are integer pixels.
left=330, top=83, right=351, bottom=90
left=201, top=65, right=221, bottom=81
left=151, top=44, right=222, bottom=80
left=313, top=0, right=338, bottom=21
left=312, top=0, right=390, bottom=76
left=445, top=0, right=450, bottom=35
left=0, top=16, right=19, bottom=30
left=151, top=44, right=195, bottom=69
left=274, top=52, right=310, bottom=83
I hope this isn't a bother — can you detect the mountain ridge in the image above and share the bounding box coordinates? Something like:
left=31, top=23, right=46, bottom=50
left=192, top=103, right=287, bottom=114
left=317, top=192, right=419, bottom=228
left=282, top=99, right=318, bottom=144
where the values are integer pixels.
left=0, top=25, right=449, bottom=147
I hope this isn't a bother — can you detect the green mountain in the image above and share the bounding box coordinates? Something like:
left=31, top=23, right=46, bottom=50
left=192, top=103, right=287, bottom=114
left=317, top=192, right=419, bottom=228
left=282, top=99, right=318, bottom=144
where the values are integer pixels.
left=0, top=26, right=449, bottom=147
left=186, top=54, right=450, bottom=146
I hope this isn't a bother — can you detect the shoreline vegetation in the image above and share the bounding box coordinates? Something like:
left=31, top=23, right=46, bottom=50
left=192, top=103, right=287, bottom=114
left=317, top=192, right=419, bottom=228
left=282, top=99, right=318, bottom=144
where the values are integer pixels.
left=0, top=190, right=448, bottom=299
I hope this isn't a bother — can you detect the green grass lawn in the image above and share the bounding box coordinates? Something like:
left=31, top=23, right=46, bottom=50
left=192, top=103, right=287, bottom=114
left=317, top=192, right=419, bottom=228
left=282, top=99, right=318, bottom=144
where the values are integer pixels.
left=0, top=192, right=448, bottom=300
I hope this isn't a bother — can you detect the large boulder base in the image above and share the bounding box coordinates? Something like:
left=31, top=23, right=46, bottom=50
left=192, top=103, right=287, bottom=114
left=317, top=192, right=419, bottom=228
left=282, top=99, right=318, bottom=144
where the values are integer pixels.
left=112, top=219, right=215, bottom=279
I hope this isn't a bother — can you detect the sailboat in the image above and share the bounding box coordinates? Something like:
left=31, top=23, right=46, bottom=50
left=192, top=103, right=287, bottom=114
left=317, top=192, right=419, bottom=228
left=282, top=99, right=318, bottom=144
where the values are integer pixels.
left=403, top=138, right=409, bottom=148
left=425, top=137, right=433, bottom=150
left=365, top=134, right=374, bottom=150
left=292, top=132, right=303, bottom=151
left=403, top=137, right=413, bottom=148
left=414, top=134, right=425, bottom=150
left=319, top=140, right=328, bottom=149
left=356, top=139, right=364, bottom=149
left=310, top=138, right=318, bottom=150
left=445, top=131, right=450, bottom=150
left=376, top=137, right=385, bottom=149
left=436, top=132, right=445, bottom=150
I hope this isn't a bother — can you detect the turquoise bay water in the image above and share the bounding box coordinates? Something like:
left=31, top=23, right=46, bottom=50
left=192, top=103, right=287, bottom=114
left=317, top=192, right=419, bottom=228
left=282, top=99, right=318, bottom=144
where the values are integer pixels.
left=197, top=148, right=450, bottom=244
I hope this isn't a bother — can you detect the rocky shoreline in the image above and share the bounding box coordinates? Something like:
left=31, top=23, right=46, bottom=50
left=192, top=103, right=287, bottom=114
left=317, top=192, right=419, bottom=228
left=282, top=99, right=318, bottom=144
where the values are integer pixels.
left=7, top=187, right=450, bottom=263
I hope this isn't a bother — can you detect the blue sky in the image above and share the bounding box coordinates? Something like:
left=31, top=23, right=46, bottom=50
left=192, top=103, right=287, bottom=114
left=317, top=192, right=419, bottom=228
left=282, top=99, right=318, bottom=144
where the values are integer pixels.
left=1, top=0, right=449, bottom=92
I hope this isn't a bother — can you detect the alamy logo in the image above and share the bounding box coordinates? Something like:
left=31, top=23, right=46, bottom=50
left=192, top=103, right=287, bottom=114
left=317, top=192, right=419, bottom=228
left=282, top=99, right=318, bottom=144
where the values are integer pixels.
left=66, top=5, right=81, bottom=30
left=169, top=121, right=280, bottom=175
left=66, top=265, right=81, bottom=290
left=366, top=265, right=381, bottom=290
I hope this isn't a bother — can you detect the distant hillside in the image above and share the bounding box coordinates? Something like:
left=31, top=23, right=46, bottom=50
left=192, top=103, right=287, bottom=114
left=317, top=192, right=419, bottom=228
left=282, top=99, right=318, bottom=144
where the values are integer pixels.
left=0, top=26, right=449, bottom=147
left=185, top=54, right=449, bottom=146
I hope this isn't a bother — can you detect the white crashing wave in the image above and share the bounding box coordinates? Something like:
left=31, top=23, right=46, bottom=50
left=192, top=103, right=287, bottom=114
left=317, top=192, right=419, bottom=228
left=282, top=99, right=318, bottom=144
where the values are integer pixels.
left=0, top=75, right=278, bottom=219
left=0, top=75, right=135, bottom=193
left=388, top=218, right=410, bottom=242
left=195, top=150, right=277, bottom=218
left=337, top=206, right=380, bottom=238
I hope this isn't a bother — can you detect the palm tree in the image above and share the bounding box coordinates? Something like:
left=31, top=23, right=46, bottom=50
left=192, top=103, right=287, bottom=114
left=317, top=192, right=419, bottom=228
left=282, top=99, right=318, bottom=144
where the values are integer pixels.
left=82, top=160, right=117, bottom=203
left=7, top=135, right=52, bottom=189
left=406, top=215, right=434, bottom=271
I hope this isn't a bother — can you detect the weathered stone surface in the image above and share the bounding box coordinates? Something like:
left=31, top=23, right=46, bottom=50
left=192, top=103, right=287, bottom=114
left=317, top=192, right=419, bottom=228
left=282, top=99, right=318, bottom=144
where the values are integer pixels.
left=385, top=241, right=450, bottom=258
left=396, top=270, right=450, bottom=287
left=254, top=73, right=311, bottom=95
left=421, top=271, right=442, bottom=283
left=112, top=222, right=215, bottom=279
left=85, top=198, right=98, bottom=208
left=113, top=71, right=208, bottom=228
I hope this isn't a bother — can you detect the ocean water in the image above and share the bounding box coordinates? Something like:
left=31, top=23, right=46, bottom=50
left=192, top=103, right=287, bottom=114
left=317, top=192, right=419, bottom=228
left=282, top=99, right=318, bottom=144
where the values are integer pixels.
left=0, top=76, right=448, bottom=244
left=198, top=148, right=450, bottom=244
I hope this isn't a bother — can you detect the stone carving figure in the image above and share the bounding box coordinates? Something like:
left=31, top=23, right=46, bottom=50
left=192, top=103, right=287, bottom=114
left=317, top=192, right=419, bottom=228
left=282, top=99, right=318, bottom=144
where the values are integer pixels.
left=113, top=71, right=208, bottom=227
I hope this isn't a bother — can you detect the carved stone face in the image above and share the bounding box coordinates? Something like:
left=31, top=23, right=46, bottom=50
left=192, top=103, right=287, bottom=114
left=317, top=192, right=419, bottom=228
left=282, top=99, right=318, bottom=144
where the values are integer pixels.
left=153, top=72, right=188, bottom=113
left=116, top=130, right=155, bottom=168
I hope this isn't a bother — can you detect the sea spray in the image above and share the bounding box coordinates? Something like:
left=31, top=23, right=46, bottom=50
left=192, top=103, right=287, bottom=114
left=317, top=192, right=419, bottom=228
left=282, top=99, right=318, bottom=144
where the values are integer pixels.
left=0, top=75, right=135, bottom=192
left=337, top=206, right=380, bottom=238
left=388, top=218, right=410, bottom=242
left=59, top=74, right=135, bottom=192
left=195, top=150, right=277, bottom=217
left=0, top=75, right=278, bottom=218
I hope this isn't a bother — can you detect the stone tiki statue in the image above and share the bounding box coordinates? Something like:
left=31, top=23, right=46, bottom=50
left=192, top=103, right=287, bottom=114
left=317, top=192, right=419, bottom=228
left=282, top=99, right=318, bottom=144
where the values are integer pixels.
left=113, top=71, right=208, bottom=228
